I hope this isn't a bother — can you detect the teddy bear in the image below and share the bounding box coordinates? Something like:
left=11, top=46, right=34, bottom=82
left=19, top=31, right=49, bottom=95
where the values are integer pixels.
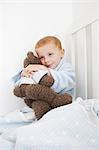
left=13, top=51, right=72, bottom=120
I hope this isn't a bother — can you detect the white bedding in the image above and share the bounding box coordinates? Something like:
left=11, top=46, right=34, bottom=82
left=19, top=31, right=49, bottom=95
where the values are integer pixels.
left=0, top=98, right=99, bottom=150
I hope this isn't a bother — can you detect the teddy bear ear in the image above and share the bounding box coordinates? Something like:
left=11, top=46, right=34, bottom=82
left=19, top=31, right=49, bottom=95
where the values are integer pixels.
left=27, top=51, right=35, bottom=60
left=26, top=51, right=41, bottom=64
left=27, top=51, right=34, bottom=57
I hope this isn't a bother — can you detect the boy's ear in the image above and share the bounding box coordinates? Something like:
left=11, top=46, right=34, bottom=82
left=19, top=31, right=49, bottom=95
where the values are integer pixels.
left=60, top=49, right=65, bottom=57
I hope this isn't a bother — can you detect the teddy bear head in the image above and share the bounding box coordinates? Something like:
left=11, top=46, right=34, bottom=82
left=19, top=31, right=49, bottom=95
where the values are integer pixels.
left=24, top=51, right=41, bottom=68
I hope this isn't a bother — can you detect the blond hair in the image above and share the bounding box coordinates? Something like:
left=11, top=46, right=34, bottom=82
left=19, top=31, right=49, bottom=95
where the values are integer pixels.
left=35, top=36, right=62, bottom=50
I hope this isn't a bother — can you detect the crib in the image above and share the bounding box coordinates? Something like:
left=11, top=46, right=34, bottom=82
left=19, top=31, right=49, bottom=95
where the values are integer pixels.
left=71, top=17, right=99, bottom=99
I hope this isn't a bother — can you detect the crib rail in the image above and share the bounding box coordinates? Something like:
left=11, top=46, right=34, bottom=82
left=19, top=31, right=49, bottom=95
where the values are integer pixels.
left=71, top=18, right=99, bottom=99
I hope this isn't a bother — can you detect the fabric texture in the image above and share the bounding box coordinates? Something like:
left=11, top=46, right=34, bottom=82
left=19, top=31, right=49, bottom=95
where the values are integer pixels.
left=0, top=98, right=99, bottom=150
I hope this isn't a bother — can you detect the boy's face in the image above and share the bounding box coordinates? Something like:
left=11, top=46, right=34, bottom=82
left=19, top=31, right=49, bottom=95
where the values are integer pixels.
left=35, top=42, right=64, bottom=69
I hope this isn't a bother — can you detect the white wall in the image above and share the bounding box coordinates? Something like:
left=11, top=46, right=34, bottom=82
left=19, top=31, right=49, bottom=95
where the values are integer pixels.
left=0, top=2, right=73, bottom=115
left=72, top=0, right=98, bottom=21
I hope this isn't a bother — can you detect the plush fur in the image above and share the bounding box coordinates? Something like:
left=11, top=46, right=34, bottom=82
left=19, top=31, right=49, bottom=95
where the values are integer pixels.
left=13, top=52, right=72, bottom=120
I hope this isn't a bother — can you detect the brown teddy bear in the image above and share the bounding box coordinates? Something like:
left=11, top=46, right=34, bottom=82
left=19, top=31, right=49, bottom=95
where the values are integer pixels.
left=13, top=52, right=72, bottom=120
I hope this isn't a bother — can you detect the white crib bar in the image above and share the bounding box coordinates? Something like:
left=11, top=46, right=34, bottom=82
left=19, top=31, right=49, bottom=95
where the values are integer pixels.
left=71, top=18, right=99, bottom=99
left=91, top=20, right=99, bottom=98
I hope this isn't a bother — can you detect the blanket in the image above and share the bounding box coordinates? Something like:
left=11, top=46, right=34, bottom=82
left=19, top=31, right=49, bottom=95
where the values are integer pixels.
left=0, top=98, right=99, bottom=150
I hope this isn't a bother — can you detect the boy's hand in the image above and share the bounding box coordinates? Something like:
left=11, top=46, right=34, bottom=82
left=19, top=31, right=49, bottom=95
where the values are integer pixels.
left=21, top=69, right=35, bottom=78
left=21, top=64, right=48, bottom=78
left=21, top=70, right=29, bottom=77
left=24, top=64, right=48, bottom=73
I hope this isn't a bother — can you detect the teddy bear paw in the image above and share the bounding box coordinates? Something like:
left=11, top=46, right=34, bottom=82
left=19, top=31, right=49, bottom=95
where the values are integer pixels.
left=13, top=85, right=23, bottom=98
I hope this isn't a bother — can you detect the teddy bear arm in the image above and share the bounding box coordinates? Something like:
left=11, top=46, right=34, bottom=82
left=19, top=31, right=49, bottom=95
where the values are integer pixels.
left=39, top=74, right=54, bottom=87
left=13, top=84, right=29, bottom=98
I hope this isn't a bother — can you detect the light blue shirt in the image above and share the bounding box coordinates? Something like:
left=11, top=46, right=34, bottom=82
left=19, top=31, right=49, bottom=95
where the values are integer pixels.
left=49, top=58, right=75, bottom=96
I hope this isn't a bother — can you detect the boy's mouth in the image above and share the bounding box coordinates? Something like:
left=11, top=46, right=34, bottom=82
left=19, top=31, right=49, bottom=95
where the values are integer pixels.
left=46, top=64, right=52, bottom=67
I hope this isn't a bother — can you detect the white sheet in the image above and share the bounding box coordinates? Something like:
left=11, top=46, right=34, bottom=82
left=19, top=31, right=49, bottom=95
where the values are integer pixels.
left=0, top=98, right=99, bottom=150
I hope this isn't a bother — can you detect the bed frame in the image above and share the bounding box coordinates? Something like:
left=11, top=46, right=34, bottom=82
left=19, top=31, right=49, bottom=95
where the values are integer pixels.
left=71, top=17, right=99, bottom=99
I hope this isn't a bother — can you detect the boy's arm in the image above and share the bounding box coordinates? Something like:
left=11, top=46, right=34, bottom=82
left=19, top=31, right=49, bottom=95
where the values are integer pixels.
left=48, top=63, right=75, bottom=94
left=12, top=68, right=23, bottom=84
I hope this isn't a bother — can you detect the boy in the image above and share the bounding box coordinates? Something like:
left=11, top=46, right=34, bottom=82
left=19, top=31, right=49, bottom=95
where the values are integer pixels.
left=12, top=36, right=75, bottom=120
left=21, top=36, right=75, bottom=96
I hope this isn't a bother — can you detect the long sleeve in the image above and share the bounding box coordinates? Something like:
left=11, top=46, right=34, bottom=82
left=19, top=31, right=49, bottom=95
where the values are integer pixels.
left=12, top=67, right=23, bottom=84
left=49, top=61, right=75, bottom=96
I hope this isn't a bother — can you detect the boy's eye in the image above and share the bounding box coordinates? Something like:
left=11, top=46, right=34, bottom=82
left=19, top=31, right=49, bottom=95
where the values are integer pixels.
left=39, top=56, right=44, bottom=59
left=48, top=53, right=53, bottom=56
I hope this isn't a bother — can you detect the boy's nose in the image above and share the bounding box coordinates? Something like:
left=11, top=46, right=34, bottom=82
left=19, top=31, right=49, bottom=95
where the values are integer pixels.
left=44, top=57, right=49, bottom=62
left=44, top=57, right=50, bottom=64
